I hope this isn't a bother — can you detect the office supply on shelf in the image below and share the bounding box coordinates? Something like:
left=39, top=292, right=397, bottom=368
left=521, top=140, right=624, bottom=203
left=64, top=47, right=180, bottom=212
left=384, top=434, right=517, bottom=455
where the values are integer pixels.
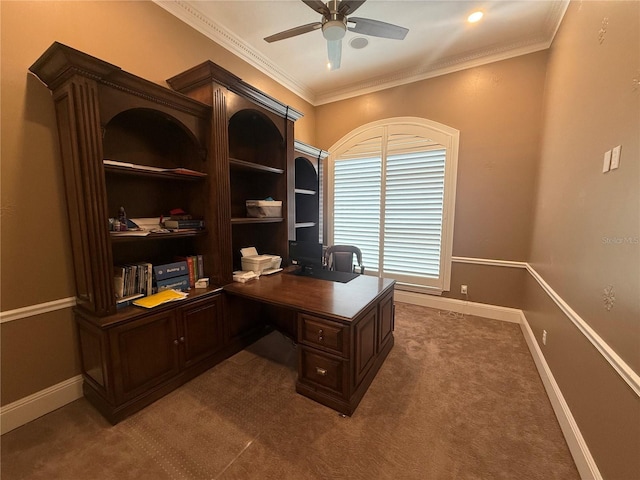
left=261, top=267, right=283, bottom=275
left=133, top=289, right=188, bottom=308
left=240, top=247, right=282, bottom=274
left=233, top=270, right=260, bottom=283
left=194, top=277, right=210, bottom=289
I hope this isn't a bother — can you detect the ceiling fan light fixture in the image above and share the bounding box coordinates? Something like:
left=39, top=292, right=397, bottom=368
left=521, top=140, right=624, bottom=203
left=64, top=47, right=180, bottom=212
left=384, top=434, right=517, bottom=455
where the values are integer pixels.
left=322, top=19, right=347, bottom=40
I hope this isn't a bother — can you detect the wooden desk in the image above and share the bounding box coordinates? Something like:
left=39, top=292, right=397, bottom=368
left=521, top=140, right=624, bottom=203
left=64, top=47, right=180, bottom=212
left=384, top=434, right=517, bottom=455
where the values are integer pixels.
left=224, top=272, right=396, bottom=415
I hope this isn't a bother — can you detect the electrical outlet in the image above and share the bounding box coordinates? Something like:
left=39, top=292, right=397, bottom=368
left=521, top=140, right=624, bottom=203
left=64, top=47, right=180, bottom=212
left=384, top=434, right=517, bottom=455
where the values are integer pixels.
left=542, top=330, right=547, bottom=346
left=461, top=284, right=468, bottom=295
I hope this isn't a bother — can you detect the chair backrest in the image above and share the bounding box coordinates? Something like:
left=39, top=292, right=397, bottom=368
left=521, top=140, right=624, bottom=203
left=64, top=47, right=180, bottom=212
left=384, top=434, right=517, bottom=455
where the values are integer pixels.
left=324, top=245, right=364, bottom=274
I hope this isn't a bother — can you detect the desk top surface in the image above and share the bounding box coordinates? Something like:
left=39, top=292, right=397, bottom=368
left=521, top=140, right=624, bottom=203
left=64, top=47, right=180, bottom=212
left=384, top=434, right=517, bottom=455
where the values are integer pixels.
left=223, top=271, right=395, bottom=322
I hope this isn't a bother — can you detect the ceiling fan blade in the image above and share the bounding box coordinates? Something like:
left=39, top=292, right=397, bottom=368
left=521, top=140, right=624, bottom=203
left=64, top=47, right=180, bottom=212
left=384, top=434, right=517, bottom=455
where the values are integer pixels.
left=264, top=22, right=322, bottom=43
left=347, top=17, right=409, bottom=40
left=302, top=0, right=330, bottom=16
left=327, top=39, right=342, bottom=70
left=338, top=0, right=366, bottom=16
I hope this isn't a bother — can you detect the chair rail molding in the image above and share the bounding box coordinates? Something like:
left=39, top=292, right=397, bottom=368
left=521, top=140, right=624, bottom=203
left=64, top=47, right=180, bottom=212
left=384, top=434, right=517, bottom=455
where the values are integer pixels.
left=0, top=297, right=76, bottom=324
left=450, top=256, right=640, bottom=397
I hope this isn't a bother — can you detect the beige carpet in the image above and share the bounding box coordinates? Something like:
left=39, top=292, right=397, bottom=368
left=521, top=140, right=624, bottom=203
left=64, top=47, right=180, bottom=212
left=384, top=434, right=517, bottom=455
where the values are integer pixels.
left=1, top=302, right=579, bottom=479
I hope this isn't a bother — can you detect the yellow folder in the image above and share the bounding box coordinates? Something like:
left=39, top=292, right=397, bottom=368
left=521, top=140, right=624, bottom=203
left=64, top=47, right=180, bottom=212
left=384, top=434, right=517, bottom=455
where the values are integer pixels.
left=133, top=289, right=188, bottom=308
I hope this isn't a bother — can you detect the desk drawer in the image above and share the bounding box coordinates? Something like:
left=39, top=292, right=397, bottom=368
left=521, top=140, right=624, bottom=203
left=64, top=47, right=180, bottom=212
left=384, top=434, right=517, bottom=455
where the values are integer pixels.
left=299, top=347, right=347, bottom=396
left=299, top=314, right=348, bottom=356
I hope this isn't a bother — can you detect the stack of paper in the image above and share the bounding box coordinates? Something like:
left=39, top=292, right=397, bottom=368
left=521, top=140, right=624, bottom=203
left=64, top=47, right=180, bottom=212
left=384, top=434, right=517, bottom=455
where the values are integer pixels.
left=133, top=289, right=188, bottom=308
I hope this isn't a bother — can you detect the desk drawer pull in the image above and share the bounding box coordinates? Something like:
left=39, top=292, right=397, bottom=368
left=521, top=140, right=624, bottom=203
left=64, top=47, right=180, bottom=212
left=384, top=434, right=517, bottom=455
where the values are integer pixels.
left=318, top=335, right=324, bottom=341
left=315, top=367, right=327, bottom=376
left=318, top=329, right=324, bottom=334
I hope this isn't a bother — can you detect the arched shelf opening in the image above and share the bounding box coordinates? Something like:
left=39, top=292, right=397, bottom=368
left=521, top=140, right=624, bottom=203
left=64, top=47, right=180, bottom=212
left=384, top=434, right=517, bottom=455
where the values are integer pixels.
left=228, top=109, right=284, bottom=170
left=103, top=108, right=205, bottom=170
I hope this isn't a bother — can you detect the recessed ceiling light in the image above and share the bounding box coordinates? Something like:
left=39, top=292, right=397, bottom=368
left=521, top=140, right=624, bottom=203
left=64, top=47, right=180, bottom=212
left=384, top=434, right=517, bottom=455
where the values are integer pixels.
left=468, top=11, right=484, bottom=23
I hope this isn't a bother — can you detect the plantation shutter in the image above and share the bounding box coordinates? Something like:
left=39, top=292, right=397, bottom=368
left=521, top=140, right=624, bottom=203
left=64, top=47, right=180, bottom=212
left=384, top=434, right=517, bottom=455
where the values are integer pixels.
left=329, top=119, right=458, bottom=293
left=383, top=133, right=446, bottom=285
left=333, top=135, right=382, bottom=271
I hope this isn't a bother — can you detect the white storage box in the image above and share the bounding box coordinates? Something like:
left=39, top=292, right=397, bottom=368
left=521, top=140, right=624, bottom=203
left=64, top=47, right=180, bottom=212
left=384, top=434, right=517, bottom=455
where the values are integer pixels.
left=241, top=254, right=275, bottom=274
left=246, top=200, right=282, bottom=218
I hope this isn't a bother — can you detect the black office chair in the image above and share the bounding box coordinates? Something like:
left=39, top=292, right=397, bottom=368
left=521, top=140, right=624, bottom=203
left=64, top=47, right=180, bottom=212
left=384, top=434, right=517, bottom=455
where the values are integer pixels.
left=324, top=245, right=365, bottom=274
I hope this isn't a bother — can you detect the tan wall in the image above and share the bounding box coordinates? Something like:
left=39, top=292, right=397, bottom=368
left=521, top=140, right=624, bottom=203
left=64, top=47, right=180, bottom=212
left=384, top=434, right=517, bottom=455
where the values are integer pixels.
left=316, top=52, right=547, bottom=264
left=315, top=52, right=548, bottom=308
left=529, top=2, right=639, bottom=379
left=0, top=0, right=315, bottom=405
left=524, top=275, right=639, bottom=479
left=525, top=2, right=639, bottom=478
left=442, top=263, right=526, bottom=308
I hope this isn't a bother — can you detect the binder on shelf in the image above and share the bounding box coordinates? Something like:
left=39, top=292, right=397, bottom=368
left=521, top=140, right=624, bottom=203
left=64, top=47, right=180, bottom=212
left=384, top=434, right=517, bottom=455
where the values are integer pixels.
left=153, top=261, right=188, bottom=281
left=156, top=275, right=190, bottom=292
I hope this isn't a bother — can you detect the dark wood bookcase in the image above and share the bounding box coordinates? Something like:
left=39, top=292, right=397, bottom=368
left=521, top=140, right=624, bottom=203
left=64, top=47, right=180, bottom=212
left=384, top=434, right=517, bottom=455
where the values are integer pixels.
left=293, top=140, right=328, bottom=244
left=166, top=62, right=303, bottom=276
left=28, top=43, right=287, bottom=422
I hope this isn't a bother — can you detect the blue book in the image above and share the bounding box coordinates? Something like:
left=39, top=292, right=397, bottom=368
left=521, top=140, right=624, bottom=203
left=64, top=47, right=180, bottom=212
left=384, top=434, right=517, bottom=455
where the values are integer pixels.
left=153, top=261, right=188, bottom=281
left=156, top=274, right=190, bottom=292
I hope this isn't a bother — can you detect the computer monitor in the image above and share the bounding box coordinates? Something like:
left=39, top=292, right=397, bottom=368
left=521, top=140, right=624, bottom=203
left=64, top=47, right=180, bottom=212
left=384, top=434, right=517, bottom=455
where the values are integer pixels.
left=288, top=240, right=323, bottom=273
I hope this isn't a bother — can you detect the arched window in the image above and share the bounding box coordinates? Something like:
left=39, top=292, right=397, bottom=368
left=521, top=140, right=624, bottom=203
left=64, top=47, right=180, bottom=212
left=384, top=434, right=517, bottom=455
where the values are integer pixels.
left=326, top=117, right=459, bottom=293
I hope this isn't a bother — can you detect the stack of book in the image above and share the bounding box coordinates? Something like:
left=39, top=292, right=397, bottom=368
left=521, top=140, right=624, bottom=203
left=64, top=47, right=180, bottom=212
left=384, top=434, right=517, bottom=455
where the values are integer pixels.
left=114, top=262, right=153, bottom=308
left=163, top=218, right=204, bottom=230
left=175, top=254, right=204, bottom=288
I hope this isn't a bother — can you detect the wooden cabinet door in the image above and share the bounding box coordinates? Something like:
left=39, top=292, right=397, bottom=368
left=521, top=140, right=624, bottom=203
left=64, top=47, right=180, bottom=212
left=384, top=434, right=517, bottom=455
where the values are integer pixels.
left=353, top=307, right=378, bottom=387
left=377, top=292, right=394, bottom=351
left=110, top=310, right=180, bottom=403
left=178, top=294, right=224, bottom=369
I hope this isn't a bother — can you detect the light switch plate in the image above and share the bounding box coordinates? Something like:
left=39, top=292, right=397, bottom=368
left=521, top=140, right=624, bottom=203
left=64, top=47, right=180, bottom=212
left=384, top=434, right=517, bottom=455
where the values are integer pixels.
left=610, top=145, right=621, bottom=170
left=603, top=150, right=612, bottom=173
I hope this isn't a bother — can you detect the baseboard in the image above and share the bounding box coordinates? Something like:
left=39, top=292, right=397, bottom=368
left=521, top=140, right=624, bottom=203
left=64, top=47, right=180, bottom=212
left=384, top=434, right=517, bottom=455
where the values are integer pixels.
left=396, top=290, right=602, bottom=480
left=0, top=375, right=84, bottom=435
left=518, top=312, right=602, bottom=480
left=395, top=290, right=523, bottom=323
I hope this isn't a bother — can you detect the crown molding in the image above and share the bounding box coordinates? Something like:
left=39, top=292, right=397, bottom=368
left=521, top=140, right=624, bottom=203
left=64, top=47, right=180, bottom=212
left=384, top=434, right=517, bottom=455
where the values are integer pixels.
left=155, top=0, right=569, bottom=107
left=153, top=0, right=317, bottom=104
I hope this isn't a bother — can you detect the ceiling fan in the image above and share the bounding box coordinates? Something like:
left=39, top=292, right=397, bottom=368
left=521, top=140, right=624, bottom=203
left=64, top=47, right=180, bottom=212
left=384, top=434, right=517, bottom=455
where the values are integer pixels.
left=264, top=0, right=409, bottom=70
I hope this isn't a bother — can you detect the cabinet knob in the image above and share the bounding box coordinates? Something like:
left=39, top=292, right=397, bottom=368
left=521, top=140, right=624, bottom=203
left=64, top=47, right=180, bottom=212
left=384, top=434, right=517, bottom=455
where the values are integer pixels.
left=179, top=336, right=185, bottom=343
left=173, top=339, right=179, bottom=346
left=318, top=329, right=324, bottom=334
left=318, top=336, right=324, bottom=342
left=315, top=367, right=327, bottom=376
